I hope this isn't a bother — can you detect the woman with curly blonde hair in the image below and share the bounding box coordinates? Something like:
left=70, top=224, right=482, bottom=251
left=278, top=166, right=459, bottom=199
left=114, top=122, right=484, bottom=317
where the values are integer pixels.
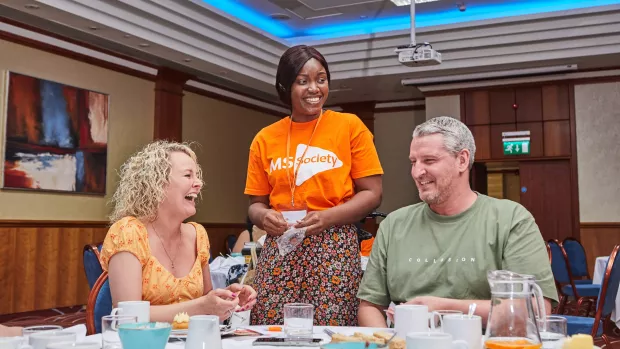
left=100, top=140, right=256, bottom=323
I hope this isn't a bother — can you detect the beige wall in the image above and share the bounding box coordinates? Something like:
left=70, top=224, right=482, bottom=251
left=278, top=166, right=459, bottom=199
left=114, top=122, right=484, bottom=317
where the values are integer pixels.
left=0, top=39, right=154, bottom=221
left=374, top=109, right=426, bottom=213
left=575, top=82, right=620, bottom=223
left=183, top=92, right=280, bottom=223
left=425, top=95, right=461, bottom=120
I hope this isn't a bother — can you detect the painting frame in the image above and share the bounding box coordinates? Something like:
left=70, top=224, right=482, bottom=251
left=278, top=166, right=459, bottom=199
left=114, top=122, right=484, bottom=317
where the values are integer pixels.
left=1, top=70, right=110, bottom=196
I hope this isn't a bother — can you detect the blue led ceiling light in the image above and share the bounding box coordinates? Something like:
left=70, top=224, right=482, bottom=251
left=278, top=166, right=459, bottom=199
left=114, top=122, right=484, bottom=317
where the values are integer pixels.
left=200, top=0, right=294, bottom=37
left=201, top=0, right=620, bottom=39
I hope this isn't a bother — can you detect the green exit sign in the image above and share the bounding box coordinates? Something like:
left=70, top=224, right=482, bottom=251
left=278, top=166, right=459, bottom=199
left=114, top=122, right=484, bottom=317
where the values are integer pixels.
left=503, top=140, right=530, bottom=155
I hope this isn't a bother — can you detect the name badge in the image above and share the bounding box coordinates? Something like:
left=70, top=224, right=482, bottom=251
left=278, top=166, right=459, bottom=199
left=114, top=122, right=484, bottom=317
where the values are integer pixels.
left=281, top=210, right=307, bottom=225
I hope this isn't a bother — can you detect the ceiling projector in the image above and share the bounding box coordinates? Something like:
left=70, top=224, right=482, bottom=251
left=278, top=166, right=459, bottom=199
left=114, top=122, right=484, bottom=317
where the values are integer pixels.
left=397, top=0, right=442, bottom=67
left=396, top=44, right=442, bottom=67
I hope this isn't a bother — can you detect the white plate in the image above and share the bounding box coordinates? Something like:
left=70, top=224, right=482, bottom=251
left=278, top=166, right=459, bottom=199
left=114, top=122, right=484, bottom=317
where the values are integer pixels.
left=327, top=327, right=395, bottom=337
left=169, top=329, right=188, bottom=338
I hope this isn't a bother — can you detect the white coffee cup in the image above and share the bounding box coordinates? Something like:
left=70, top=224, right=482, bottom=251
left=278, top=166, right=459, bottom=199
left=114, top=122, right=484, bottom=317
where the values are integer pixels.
left=110, top=301, right=150, bottom=323
left=46, top=342, right=100, bottom=349
left=406, top=332, right=469, bottom=349
left=28, top=332, right=76, bottom=349
left=394, top=304, right=441, bottom=338
left=185, top=315, right=222, bottom=349
left=0, top=337, right=23, bottom=349
left=442, top=315, right=482, bottom=349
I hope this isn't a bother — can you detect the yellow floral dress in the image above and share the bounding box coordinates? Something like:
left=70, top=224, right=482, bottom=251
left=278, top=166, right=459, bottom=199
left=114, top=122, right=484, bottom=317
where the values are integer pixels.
left=100, top=216, right=211, bottom=305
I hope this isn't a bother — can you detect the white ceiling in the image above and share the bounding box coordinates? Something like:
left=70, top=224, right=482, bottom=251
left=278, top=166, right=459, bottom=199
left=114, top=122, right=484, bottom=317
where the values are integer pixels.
left=1, top=0, right=620, bottom=109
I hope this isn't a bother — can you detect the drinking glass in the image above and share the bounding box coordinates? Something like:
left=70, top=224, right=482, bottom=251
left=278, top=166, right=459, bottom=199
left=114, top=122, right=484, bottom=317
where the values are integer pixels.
left=537, top=316, right=567, bottom=349
left=283, top=303, right=314, bottom=338
left=102, top=315, right=138, bottom=349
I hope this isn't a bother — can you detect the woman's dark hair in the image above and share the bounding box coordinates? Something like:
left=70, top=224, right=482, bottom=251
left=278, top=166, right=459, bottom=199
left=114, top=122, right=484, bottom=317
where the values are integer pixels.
left=275, top=45, right=330, bottom=107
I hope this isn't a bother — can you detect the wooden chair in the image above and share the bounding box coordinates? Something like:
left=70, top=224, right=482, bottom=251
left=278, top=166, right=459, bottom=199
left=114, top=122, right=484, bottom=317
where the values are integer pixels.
left=83, top=243, right=104, bottom=290
left=548, top=239, right=600, bottom=315
left=559, top=245, right=620, bottom=349
left=563, top=237, right=594, bottom=284
left=85, top=272, right=112, bottom=335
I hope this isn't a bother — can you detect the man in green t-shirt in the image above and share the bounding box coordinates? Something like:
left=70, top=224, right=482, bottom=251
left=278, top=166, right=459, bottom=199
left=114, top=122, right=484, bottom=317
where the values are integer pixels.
left=357, top=116, right=558, bottom=327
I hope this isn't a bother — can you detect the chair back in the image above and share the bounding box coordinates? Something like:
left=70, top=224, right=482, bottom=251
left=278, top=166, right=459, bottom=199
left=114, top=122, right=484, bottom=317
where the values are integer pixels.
left=83, top=243, right=103, bottom=290
left=563, top=238, right=590, bottom=279
left=548, top=239, right=572, bottom=284
left=86, top=271, right=113, bottom=335
left=595, top=245, right=620, bottom=319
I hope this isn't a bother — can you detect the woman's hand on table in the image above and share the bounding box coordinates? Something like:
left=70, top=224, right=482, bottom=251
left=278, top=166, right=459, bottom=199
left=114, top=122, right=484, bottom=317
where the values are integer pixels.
left=226, top=283, right=257, bottom=311
left=262, top=210, right=288, bottom=236
left=295, top=210, right=333, bottom=236
left=201, top=289, right=240, bottom=321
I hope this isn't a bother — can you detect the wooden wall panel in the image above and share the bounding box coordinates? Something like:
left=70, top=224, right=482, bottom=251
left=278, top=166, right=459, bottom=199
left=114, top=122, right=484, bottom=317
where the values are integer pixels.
left=464, top=91, right=490, bottom=125
left=516, top=86, right=542, bottom=123
left=0, top=221, right=247, bottom=315
left=544, top=120, right=571, bottom=157
left=0, top=228, right=17, bottom=314
left=580, top=223, right=620, bottom=276
left=0, top=222, right=109, bottom=315
left=489, top=89, right=515, bottom=124
left=543, top=84, right=570, bottom=121
left=154, top=68, right=192, bottom=142
left=468, top=125, right=491, bottom=160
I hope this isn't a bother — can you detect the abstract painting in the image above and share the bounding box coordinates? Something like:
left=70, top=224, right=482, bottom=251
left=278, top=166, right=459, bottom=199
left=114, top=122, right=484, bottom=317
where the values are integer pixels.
left=2, top=72, right=108, bottom=194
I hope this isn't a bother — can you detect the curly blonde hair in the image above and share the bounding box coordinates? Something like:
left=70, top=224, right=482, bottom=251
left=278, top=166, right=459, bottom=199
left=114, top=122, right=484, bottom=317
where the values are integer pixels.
left=109, top=140, right=203, bottom=223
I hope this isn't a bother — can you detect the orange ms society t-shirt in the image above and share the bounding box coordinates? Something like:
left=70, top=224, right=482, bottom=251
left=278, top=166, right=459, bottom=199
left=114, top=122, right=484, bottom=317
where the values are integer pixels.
left=245, top=110, right=383, bottom=211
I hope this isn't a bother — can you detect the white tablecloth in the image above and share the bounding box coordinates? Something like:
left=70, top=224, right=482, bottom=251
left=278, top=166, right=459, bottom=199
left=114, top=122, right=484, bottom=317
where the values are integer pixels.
left=592, top=256, right=619, bottom=328
left=82, top=326, right=386, bottom=349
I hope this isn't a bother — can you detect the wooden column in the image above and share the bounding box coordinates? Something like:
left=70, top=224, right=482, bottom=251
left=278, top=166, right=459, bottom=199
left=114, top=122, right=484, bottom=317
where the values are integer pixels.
left=339, top=102, right=378, bottom=234
left=154, top=68, right=193, bottom=142
left=340, top=102, right=376, bottom=134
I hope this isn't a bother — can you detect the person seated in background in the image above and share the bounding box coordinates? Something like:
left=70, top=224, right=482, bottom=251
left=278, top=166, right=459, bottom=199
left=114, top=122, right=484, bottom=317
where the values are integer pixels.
left=0, top=324, right=22, bottom=337
left=100, top=141, right=257, bottom=323
left=232, top=216, right=267, bottom=254
left=357, top=116, right=558, bottom=327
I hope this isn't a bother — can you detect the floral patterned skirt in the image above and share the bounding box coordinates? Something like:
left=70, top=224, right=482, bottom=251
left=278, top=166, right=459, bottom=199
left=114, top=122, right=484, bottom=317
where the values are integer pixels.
left=250, top=224, right=361, bottom=326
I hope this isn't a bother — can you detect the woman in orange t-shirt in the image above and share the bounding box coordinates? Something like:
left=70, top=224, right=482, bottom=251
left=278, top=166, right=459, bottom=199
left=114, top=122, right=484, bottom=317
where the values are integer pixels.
left=245, top=45, right=383, bottom=326
left=100, top=141, right=256, bottom=323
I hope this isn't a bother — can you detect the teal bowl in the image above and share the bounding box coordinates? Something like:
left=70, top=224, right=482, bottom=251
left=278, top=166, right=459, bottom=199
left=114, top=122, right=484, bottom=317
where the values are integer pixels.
left=322, top=343, right=380, bottom=349
left=118, top=322, right=171, bottom=349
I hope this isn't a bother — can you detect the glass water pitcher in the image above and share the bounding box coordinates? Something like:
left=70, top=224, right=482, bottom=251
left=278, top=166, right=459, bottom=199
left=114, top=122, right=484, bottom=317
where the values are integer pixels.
left=484, top=270, right=547, bottom=349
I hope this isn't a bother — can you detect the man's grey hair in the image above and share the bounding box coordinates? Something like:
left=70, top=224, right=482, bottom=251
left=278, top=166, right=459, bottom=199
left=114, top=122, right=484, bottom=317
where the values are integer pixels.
left=412, top=116, right=476, bottom=169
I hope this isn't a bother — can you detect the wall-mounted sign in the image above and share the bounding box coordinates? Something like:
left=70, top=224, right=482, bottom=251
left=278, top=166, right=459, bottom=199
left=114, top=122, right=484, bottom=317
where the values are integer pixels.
left=502, top=131, right=531, bottom=156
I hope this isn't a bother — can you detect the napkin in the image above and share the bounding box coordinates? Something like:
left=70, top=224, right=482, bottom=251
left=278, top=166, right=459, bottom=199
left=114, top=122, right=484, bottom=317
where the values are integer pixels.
left=60, top=324, right=87, bottom=342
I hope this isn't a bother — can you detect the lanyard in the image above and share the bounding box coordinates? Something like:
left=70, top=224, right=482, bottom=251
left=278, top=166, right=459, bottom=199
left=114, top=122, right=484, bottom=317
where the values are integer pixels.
left=285, top=110, right=323, bottom=207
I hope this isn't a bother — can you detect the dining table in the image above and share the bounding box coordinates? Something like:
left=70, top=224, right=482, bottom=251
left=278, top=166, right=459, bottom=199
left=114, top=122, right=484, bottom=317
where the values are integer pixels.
left=80, top=325, right=389, bottom=349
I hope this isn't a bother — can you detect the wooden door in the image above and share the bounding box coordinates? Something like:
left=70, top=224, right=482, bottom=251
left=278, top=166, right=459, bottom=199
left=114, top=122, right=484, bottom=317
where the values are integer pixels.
left=470, top=163, right=488, bottom=195
left=519, top=160, right=574, bottom=241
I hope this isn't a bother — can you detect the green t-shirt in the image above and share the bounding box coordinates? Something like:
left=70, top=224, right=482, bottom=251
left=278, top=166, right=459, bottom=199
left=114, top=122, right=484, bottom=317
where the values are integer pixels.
left=357, top=194, right=558, bottom=306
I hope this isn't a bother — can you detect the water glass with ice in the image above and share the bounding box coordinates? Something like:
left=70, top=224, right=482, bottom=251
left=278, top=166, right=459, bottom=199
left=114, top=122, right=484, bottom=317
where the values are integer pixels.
left=283, top=303, right=314, bottom=338
left=537, top=316, right=567, bottom=349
